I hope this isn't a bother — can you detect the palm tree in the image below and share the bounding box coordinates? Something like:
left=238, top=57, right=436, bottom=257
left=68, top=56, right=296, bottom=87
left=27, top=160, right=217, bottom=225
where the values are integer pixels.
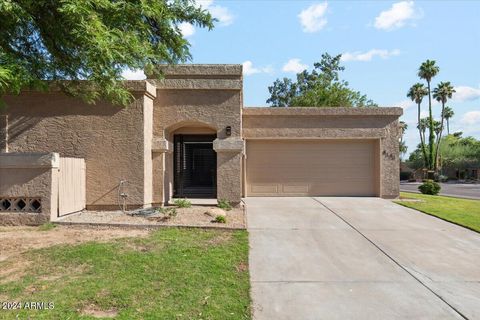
left=442, top=106, right=454, bottom=135
left=433, top=82, right=456, bottom=171
left=399, top=121, right=408, bottom=159
left=418, top=60, right=439, bottom=170
left=407, top=83, right=429, bottom=168
left=418, top=118, right=430, bottom=148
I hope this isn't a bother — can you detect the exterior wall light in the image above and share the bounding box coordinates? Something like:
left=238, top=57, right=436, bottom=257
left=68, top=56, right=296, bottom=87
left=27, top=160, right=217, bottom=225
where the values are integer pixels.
left=225, top=126, right=232, bottom=137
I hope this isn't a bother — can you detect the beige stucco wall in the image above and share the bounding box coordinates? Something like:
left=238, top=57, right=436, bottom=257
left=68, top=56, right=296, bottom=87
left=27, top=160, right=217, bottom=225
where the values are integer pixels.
left=242, top=107, right=403, bottom=198
left=150, top=65, right=244, bottom=204
left=0, top=152, right=59, bottom=225
left=1, top=82, right=156, bottom=210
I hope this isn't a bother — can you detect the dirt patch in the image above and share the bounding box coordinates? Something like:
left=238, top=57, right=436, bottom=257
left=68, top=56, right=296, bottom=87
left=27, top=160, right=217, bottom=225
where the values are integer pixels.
left=82, top=304, right=118, bottom=318
left=0, top=225, right=149, bottom=263
left=236, top=262, right=248, bottom=273
left=207, top=231, right=233, bottom=246
left=59, top=205, right=246, bottom=229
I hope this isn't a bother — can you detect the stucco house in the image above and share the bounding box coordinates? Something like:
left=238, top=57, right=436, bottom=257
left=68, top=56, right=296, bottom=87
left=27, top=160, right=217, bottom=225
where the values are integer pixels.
left=0, top=64, right=402, bottom=224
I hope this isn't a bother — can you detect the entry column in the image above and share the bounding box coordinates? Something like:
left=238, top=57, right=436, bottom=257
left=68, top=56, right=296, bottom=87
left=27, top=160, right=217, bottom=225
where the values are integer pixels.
left=213, top=138, right=244, bottom=205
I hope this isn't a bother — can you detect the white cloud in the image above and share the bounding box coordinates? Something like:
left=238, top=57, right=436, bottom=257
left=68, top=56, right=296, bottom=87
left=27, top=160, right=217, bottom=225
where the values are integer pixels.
left=121, top=69, right=146, bottom=80
left=282, top=59, right=308, bottom=73
left=341, top=49, right=400, bottom=62
left=179, top=22, right=195, bottom=37
left=461, top=110, right=480, bottom=125
left=178, top=1, right=233, bottom=37
left=242, top=61, right=273, bottom=76
left=391, top=99, right=415, bottom=110
left=298, top=2, right=328, bottom=33
left=420, top=110, right=429, bottom=118
left=208, top=5, right=234, bottom=26
left=374, top=1, right=421, bottom=31
left=453, top=86, right=480, bottom=102
left=198, top=0, right=233, bottom=26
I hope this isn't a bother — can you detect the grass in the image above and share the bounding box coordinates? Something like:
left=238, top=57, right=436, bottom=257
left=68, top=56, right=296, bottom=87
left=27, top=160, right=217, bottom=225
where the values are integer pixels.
left=395, top=192, right=480, bottom=232
left=173, top=198, right=192, bottom=208
left=0, top=228, right=251, bottom=319
left=38, top=222, right=56, bottom=231
left=217, top=199, right=233, bottom=211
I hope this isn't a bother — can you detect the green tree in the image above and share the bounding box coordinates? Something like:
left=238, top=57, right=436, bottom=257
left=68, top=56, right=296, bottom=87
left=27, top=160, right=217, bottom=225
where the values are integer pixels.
left=407, top=83, right=429, bottom=167
left=0, top=0, right=214, bottom=106
left=433, top=81, right=455, bottom=170
left=267, top=53, right=376, bottom=107
left=418, top=60, right=440, bottom=170
left=442, top=106, right=454, bottom=135
left=399, top=121, right=408, bottom=159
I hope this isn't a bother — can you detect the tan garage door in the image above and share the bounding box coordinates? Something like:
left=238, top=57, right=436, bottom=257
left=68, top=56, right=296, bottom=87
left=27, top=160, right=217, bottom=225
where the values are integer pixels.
left=246, top=140, right=379, bottom=197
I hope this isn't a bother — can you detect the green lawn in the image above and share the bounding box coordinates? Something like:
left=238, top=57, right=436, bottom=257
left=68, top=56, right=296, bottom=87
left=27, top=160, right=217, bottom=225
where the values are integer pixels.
left=0, top=228, right=251, bottom=319
left=396, top=192, right=480, bottom=232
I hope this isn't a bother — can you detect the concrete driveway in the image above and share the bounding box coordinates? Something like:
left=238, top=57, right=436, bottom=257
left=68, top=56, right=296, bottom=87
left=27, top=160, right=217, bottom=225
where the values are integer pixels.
left=245, top=197, right=480, bottom=320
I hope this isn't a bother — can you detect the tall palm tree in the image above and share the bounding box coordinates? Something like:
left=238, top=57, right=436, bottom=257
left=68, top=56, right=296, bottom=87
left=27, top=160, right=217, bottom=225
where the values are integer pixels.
left=418, top=118, right=429, bottom=142
left=433, top=82, right=456, bottom=171
left=442, top=106, right=454, bottom=135
left=407, top=83, right=429, bottom=168
left=399, top=121, right=408, bottom=159
left=418, top=60, right=439, bottom=170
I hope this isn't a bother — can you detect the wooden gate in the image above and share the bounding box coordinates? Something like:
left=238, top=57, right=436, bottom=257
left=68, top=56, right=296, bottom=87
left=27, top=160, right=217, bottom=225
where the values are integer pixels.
left=58, top=158, right=86, bottom=216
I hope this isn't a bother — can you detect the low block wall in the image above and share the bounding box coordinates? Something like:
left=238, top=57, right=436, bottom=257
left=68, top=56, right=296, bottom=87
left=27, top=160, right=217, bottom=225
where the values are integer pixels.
left=0, top=153, right=87, bottom=225
left=0, top=152, right=59, bottom=225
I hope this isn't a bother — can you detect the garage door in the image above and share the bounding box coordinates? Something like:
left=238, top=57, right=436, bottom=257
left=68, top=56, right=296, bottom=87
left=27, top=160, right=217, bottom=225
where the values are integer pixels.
left=246, top=140, right=379, bottom=197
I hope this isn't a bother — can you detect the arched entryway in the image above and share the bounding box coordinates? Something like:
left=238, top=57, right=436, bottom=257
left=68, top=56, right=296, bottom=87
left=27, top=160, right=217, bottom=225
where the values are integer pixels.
left=166, top=121, right=218, bottom=199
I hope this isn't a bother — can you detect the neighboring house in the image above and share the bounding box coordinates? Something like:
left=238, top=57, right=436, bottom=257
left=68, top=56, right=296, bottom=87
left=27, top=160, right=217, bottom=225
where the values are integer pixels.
left=0, top=65, right=402, bottom=222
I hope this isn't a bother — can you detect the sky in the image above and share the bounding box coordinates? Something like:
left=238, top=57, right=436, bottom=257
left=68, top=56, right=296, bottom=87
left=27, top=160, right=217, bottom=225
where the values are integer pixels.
left=123, top=0, right=480, bottom=156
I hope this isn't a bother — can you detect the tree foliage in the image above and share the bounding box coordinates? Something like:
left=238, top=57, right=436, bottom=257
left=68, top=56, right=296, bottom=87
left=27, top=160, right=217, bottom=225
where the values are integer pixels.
left=408, top=133, right=480, bottom=171
left=0, top=0, right=214, bottom=106
left=267, top=53, right=376, bottom=108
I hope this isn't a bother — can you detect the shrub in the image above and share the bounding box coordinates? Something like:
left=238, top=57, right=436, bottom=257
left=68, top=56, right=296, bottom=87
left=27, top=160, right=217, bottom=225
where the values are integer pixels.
left=418, top=180, right=441, bottom=195
left=38, top=222, right=56, bottom=231
left=217, top=199, right=232, bottom=211
left=214, top=215, right=226, bottom=224
left=173, top=198, right=191, bottom=208
left=156, top=207, right=177, bottom=219
left=400, top=171, right=411, bottom=181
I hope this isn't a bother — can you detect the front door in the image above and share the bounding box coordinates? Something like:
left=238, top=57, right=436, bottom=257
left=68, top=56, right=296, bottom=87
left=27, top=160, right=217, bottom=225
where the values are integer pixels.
left=174, top=134, right=217, bottom=198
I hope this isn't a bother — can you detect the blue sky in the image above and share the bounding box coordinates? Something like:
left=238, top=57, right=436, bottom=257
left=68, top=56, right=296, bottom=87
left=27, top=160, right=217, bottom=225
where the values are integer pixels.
left=124, top=1, right=480, bottom=155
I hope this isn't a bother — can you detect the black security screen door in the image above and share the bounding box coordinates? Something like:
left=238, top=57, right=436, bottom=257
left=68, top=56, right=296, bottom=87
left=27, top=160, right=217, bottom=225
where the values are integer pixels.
left=174, top=134, right=217, bottom=198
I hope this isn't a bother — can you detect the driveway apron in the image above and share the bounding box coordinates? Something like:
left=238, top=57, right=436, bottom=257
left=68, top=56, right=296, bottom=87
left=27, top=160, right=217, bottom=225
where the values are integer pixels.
left=245, top=197, right=480, bottom=320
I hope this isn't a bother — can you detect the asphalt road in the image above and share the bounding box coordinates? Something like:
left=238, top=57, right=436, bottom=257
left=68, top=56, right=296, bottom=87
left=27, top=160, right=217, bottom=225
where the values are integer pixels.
left=400, top=182, right=480, bottom=200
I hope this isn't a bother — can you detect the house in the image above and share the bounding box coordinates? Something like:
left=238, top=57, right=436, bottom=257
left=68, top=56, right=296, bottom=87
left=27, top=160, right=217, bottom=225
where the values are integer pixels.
left=0, top=65, right=402, bottom=224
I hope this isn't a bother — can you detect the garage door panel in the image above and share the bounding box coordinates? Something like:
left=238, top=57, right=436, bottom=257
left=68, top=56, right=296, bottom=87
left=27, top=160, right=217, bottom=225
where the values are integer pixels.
left=246, top=140, right=378, bottom=197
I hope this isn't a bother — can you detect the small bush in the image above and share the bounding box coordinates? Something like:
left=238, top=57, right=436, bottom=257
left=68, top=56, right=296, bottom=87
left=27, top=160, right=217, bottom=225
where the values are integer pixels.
left=418, top=180, right=441, bottom=195
left=217, top=199, right=232, bottom=211
left=38, top=222, right=56, bottom=231
left=173, top=198, right=191, bottom=208
left=156, top=207, right=177, bottom=219
left=214, top=215, right=226, bottom=224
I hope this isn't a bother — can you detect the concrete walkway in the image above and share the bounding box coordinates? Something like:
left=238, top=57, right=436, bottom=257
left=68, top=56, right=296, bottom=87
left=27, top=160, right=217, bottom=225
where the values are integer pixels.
left=245, top=197, right=480, bottom=320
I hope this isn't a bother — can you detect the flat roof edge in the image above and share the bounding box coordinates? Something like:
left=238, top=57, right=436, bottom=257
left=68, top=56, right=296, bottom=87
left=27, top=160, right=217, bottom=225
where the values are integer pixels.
left=242, top=107, right=403, bottom=116
left=149, top=64, right=242, bottom=77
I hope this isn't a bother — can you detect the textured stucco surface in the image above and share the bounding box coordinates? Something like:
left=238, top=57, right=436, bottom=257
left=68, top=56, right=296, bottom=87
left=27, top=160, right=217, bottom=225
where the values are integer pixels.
left=243, top=109, right=402, bottom=198
left=0, top=152, right=59, bottom=225
left=2, top=87, right=153, bottom=209
left=151, top=65, right=243, bottom=204
left=0, top=115, right=7, bottom=152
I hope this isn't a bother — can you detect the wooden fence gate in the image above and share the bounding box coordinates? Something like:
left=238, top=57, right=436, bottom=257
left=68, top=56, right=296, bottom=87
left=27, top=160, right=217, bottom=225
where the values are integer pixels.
left=58, top=158, right=86, bottom=216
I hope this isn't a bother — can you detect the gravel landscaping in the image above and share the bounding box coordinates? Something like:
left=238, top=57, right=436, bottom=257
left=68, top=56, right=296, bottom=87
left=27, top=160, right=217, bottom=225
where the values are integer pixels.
left=57, top=205, right=246, bottom=229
